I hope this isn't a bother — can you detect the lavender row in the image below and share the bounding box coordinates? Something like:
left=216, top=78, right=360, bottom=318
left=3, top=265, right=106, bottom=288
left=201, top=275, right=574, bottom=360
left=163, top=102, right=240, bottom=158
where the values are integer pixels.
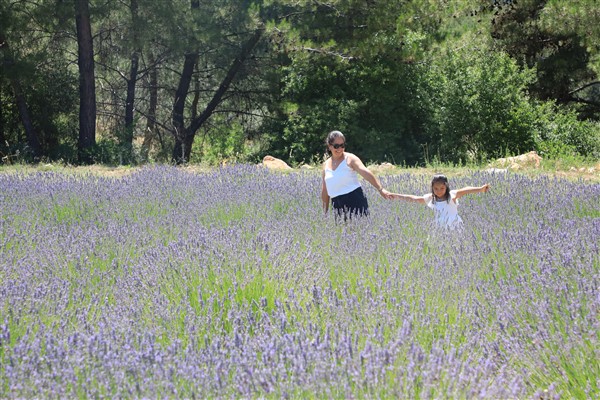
left=0, top=165, right=598, bottom=398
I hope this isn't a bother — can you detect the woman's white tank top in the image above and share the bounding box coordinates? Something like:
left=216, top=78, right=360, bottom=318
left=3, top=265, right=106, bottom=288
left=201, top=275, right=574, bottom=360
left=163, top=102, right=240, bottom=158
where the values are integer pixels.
left=324, top=158, right=361, bottom=198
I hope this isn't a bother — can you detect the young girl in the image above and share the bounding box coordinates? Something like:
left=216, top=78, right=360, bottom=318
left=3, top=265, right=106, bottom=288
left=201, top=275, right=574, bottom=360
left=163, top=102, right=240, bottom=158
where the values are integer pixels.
left=389, top=174, right=490, bottom=230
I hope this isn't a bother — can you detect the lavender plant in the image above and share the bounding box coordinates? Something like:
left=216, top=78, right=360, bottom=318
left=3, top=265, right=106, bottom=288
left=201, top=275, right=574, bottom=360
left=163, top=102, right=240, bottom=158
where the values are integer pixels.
left=0, top=166, right=598, bottom=398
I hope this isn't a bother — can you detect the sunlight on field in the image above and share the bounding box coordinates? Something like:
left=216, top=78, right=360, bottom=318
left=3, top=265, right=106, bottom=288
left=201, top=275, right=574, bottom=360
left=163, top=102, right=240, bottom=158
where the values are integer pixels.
left=0, top=165, right=598, bottom=398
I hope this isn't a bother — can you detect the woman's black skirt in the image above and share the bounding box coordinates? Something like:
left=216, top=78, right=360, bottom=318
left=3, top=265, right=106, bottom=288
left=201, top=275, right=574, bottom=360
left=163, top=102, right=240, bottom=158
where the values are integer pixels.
left=331, top=186, right=369, bottom=220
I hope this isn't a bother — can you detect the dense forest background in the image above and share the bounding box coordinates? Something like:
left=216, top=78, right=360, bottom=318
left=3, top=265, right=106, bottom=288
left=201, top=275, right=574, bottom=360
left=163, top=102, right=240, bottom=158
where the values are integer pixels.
left=1, top=0, right=599, bottom=166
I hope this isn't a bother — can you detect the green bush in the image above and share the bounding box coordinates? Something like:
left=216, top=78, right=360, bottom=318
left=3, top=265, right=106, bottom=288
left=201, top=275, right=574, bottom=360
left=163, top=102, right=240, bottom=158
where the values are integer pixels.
left=191, top=120, right=262, bottom=166
left=80, top=139, right=137, bottom=166
left=423, top=46, right=539, bottom=163
left=263, top=51, right=430, bottom=166
left=536, top=140, right=578, bottom=159
left=1, top=62, right=78, bottom=161
left=260, top=38, right=598, bottom=167
left=533, top=102, right=600, bottom=159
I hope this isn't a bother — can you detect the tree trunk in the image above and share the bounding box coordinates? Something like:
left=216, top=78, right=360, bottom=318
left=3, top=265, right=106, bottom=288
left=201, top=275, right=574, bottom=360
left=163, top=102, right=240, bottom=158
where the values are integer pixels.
left=123, top=0, right=141, bottom=162
left=172, top=27, right=264, bottom=163
left=12, top=80, right=41, bottom=159
left=124, top=51, right=138, bottom=158
left=142, top=51, right=158, bottom=159
left=75, top=0, right=96, bottom=164
left=0, top=91, right=5, bottom=147
left=171, top=51, right=198, bottom=164
left=191, top=63, right=201, bottom=121
left=0, top=34, right=41, bottom=159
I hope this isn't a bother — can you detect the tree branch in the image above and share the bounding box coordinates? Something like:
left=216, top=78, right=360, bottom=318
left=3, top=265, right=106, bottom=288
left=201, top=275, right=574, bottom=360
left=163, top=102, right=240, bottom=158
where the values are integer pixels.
left=300, top=46, right=356, bottom=61
left=187, top=27, right=264, bottom=135
left=568, top=96, right=600, bottom=108
left=569, top=81, right=600, bottom=95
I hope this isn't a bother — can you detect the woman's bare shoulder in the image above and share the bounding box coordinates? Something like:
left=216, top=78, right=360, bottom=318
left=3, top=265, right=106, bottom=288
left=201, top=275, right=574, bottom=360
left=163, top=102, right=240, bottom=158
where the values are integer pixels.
left=345, top=153, right=366, bottom=168
left=344, top=152, right=358, bottom=162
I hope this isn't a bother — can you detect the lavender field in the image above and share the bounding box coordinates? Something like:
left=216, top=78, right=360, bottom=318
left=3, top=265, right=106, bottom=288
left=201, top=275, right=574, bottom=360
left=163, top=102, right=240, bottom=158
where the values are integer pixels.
left=1, top=165, right=598, bottom=398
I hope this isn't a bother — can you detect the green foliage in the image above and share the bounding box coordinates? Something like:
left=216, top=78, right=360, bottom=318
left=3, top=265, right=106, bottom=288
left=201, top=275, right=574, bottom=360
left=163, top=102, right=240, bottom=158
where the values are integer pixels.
left=263, top=47, right=432, bottom=165
left=2, top=0, right=599, bottom=166
left=423, top=44, right=539, bottom=162
left=490, top=0, right=599, bottom=119
left=263, top=56, right=357, bottom=165
left=194, top=122, right=245, bottom=165
left=260, top=0, right=429, bottom=165
left=2, top=60, right=77, bottom=139
left=80, top=138, right=142, bottom=166
left=540, top=0, right=600, bottom=76
left=536, top=140, right=578, bottom=160
left=421, top=41, right=600, bottom=163
left=0, top=0, right=78, bottom=162
left=533, top=103, right=600, bottom=158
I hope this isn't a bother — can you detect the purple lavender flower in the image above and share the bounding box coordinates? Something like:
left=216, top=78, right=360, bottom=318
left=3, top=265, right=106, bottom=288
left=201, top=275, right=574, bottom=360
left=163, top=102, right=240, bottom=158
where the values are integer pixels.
left=0, top=166, right=597, bottom=397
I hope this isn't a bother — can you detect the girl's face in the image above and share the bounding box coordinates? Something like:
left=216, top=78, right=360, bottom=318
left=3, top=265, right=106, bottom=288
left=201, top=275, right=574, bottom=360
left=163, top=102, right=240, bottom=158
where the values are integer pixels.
left=432, top=181, right=448, bottom=199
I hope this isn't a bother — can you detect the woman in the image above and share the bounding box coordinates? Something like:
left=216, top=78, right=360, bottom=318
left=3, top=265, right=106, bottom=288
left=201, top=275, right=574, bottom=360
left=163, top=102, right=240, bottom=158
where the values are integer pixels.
left=321, top=130, right=392, bottom=219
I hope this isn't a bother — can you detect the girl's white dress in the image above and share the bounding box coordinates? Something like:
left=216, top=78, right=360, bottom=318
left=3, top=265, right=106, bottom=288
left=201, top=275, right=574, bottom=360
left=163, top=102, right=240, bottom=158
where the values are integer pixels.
left=423, top=190, right=463, bottom=230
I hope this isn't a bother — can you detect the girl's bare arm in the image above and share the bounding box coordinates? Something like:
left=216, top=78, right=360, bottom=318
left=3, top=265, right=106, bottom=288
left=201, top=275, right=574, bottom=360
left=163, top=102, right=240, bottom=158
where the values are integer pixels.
left=389, top=193, right=426, bottom=204
left=454, top=184, right=490, bottom=200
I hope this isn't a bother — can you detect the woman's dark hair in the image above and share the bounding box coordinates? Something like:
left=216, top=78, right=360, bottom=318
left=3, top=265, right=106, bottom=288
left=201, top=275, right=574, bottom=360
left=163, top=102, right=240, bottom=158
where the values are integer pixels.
left=431, top=174, right=451, bottom=203
left=326, top=130, right=345, bottom=146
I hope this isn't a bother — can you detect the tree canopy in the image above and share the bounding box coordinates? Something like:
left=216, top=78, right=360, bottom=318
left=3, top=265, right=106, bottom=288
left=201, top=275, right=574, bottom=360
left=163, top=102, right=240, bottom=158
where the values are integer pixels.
left=1, top=0, right=598, bottom=165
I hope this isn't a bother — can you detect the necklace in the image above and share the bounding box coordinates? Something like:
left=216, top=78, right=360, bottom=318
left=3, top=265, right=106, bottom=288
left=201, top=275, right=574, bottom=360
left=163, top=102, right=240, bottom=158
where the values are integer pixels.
left=331, top=156, right=344, bottom=169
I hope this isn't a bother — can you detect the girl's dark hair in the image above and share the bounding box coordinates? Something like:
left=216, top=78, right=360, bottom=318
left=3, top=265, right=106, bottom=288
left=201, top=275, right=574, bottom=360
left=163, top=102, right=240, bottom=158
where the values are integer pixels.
left=325, top=130, right=345, bottom=146
left=431, top=174, right=451, bottom=203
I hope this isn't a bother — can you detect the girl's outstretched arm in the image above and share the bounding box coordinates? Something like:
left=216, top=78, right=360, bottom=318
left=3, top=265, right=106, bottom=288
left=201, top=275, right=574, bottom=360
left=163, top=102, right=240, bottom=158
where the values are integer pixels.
left=454, top=184, right=490, bottom=200
left=389, top=193, right=426, bottom=204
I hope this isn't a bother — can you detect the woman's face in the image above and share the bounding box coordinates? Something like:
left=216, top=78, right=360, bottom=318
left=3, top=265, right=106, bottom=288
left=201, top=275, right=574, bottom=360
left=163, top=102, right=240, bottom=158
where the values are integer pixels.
left=329, top=139, right=345, bottom=156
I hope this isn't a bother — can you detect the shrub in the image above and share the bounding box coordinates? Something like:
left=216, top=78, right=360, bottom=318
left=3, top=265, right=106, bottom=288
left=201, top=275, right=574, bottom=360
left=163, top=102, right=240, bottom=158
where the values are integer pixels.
left=423, top=46, right=539, bottom=162
left=533, top=102, right=600, bottom=159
